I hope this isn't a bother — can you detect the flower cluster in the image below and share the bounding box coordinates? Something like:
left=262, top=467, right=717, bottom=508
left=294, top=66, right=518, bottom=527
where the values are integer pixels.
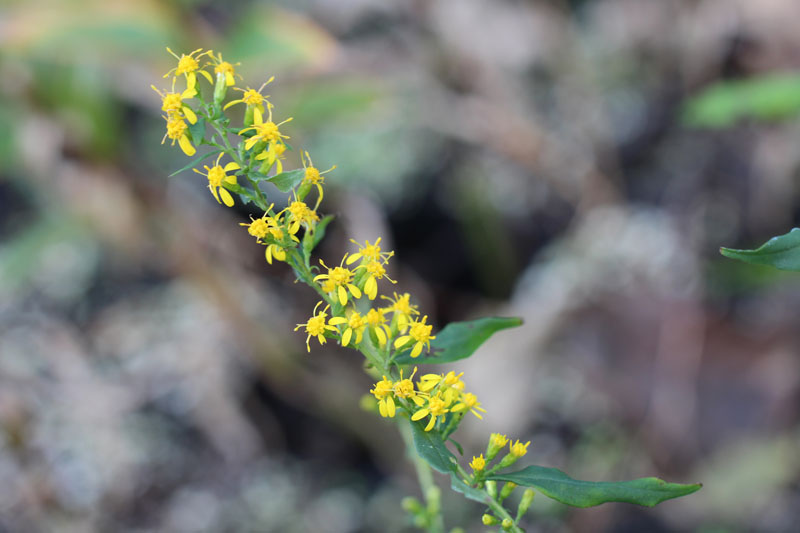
left=368, top=369, right=486, bottom=432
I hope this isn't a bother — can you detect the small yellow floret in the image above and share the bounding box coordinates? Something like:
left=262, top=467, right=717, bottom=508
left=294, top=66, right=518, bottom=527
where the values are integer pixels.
left=469, top=454, right=486, bottom=472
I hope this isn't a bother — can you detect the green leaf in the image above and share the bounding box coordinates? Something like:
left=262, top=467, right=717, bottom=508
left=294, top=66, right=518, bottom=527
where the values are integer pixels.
left=447, top=437, right=464, bottom=456
left=188, top=116, right=206, bottom=145
left=489, top=466, right=701, bottom=508
left=720, top=228, right=800, bottom=271
left=395, top=317, right=523, bottom=365
left=267, top=169, right=305, bottom=192
left=683, top=74, right=800, bottom=127
left=304, top=215, right=334, bottom=257
left=168, top=150, right=221, bottom=177
left=409, top=421, right=457, bottom=474
left=450, top=475, right=493, bottom=505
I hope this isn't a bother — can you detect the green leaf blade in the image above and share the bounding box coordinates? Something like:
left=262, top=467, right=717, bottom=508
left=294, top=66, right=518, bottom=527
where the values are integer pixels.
left=395, top=316, right=523, bottom=365
left=409, top=421, right=457, bottom=474
left=489, top=465, right=701, bottom=508
left=266, top=168, right=305, bottom=192
left=168, top=149, right=222, bottom=177
left=720, top=228, right=800, bottom=271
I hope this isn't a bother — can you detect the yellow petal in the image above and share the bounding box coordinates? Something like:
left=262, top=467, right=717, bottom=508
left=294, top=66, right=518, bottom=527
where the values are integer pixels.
left=225, top=71, right=235, bottom=86
left=199, top=69, right=214, bottom=85
left=425, top=416, right=436, bottom=431
left=329, top=317, right=347, bottom=325
left=411, top=343, right=423, bottom=358
left=394, top=336, right=410, bottom=349
left=349, top=284, right=362, bottom=299
left=265, top=246, right=273, bottom=264
left=365, top=277, right=377, bottom=300
left=182, top=105, right=197, bottom=124
left=253, top=106, right=263, bottom=125
left=178, top=135, right=195, bottom=156
left=386, top=397, right=396, bottom=417
left=274, top=248, right=286, bottom=261
left=378, top=400, right=387, bottom=417
left=224, top=175, right=237, bottom=185
left=224, top=161, right=240, bottom=171
left=186, top=72, right=196, bottom=91
left=342, top=328, right=352, bottom=347
left=355, top=330, right=364, bottom=345
left=244, top=136, right=259, bottom=150
left=219, top=187, right=235, bottom=207
left=346, top=253, right=361, bottom=265
left=338, top=286, right=347, bottom=306
left=375, top=327, right=386, bottom=346
left=411, top=409, right=428, bottom=421
left=223, top=99, right=242, bottom=110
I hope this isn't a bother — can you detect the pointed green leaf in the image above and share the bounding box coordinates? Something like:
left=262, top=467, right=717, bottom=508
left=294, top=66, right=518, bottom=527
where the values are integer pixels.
left=450, top=475, right=492, bottom=505
left=409, top=421, right=457, bottom=474
left=188, top=116, right=206, bottom=145
left=304, top=215, right=334, bottom=256
left=720, top=228, right=800, bottom=271
left=266, top=169, right=305, bottom=192
left=168, top=149, right=222, bottom=177
left=489, top=466, right=701, bottom=508
left=394, top=317, right=523, bottom=365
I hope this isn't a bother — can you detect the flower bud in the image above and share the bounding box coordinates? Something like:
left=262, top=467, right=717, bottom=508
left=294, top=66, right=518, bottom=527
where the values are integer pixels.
left=485, top=480, right=497, bottom=499
left=297, top=182, right=312, bottom=202
left=213, top=73, right=228, bottom=106
left=516, top=489, right=535, bottom=521
left=486, top=433, right=509, bottom=461
left=501, top=518, right=514, bottom=530
left=401, top=496, right=423, bottom=514
left=244, top=105, right=255, bottom=127
left=499, top=482, right=516, bottom=502
left=482, top=514, right=499, bottom=526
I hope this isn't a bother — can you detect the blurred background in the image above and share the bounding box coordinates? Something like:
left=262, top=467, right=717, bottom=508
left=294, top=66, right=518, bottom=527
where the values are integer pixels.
left=2, top=0, right=800, bottom=531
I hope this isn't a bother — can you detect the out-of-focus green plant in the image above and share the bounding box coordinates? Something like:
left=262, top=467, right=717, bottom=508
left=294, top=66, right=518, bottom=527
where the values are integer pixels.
left=153, top=48, right=701, bottom=532
left=683, top=73, right=800, bottom=127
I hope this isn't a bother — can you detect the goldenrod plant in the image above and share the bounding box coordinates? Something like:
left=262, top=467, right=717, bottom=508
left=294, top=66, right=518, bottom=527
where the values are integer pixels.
left=154, top=48, right=701, bottom=532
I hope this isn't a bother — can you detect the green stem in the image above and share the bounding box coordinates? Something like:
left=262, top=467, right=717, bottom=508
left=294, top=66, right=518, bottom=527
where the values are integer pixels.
left=399, top=421, right=445, bottom=533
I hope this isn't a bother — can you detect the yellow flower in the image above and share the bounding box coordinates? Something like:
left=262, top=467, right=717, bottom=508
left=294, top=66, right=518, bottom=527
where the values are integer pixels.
left=370, top=376, right=396, bottom=417
left=365, top=308, right=392, bottom=346
left=347, top=238, right=394, bottom=265
left=394, top=367, right=425, bottom=407
left=357, top=260, right=396, bottom=300
left=240, top=207, right=275, bottom=241
left=510, top=440, right=530, bottom=458
left=451, top=392, right=486, bottom=420
left=255, top=140, right=287, bottom=174
left=151, top=82, right=197, bottom=124
left=294, top=302, right=339, bottom=352
left=418, top=370, right=463, bottom=403
left=239, top=106, right=291, bottom=151
left=286, top=198, right=320, bottom=234
left=393, top=315, right=435, bottom=358
left=208, top=51, right=240, bottom=87
left=223, top=79, right=274, bottom=112
left=381, top=292, right=419, bottom=331
left=300, top=151, right=335, bottom=205
left=164, top=47, right=213, bottom=94
left=313, top=256, right=362, bottom=306
left=469, top=454, right=486, bottom=473
left=192, top=153, right=240, bottom=207
left=411, top=393, right=449, bottom=431
left=161, top=115, right=195, bottom=156
left=329, top=310, right=367, bottom=347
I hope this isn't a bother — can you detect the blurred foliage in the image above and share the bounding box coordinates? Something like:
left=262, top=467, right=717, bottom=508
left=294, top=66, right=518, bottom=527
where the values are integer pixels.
left=683, top=73, right=800, bottom=127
